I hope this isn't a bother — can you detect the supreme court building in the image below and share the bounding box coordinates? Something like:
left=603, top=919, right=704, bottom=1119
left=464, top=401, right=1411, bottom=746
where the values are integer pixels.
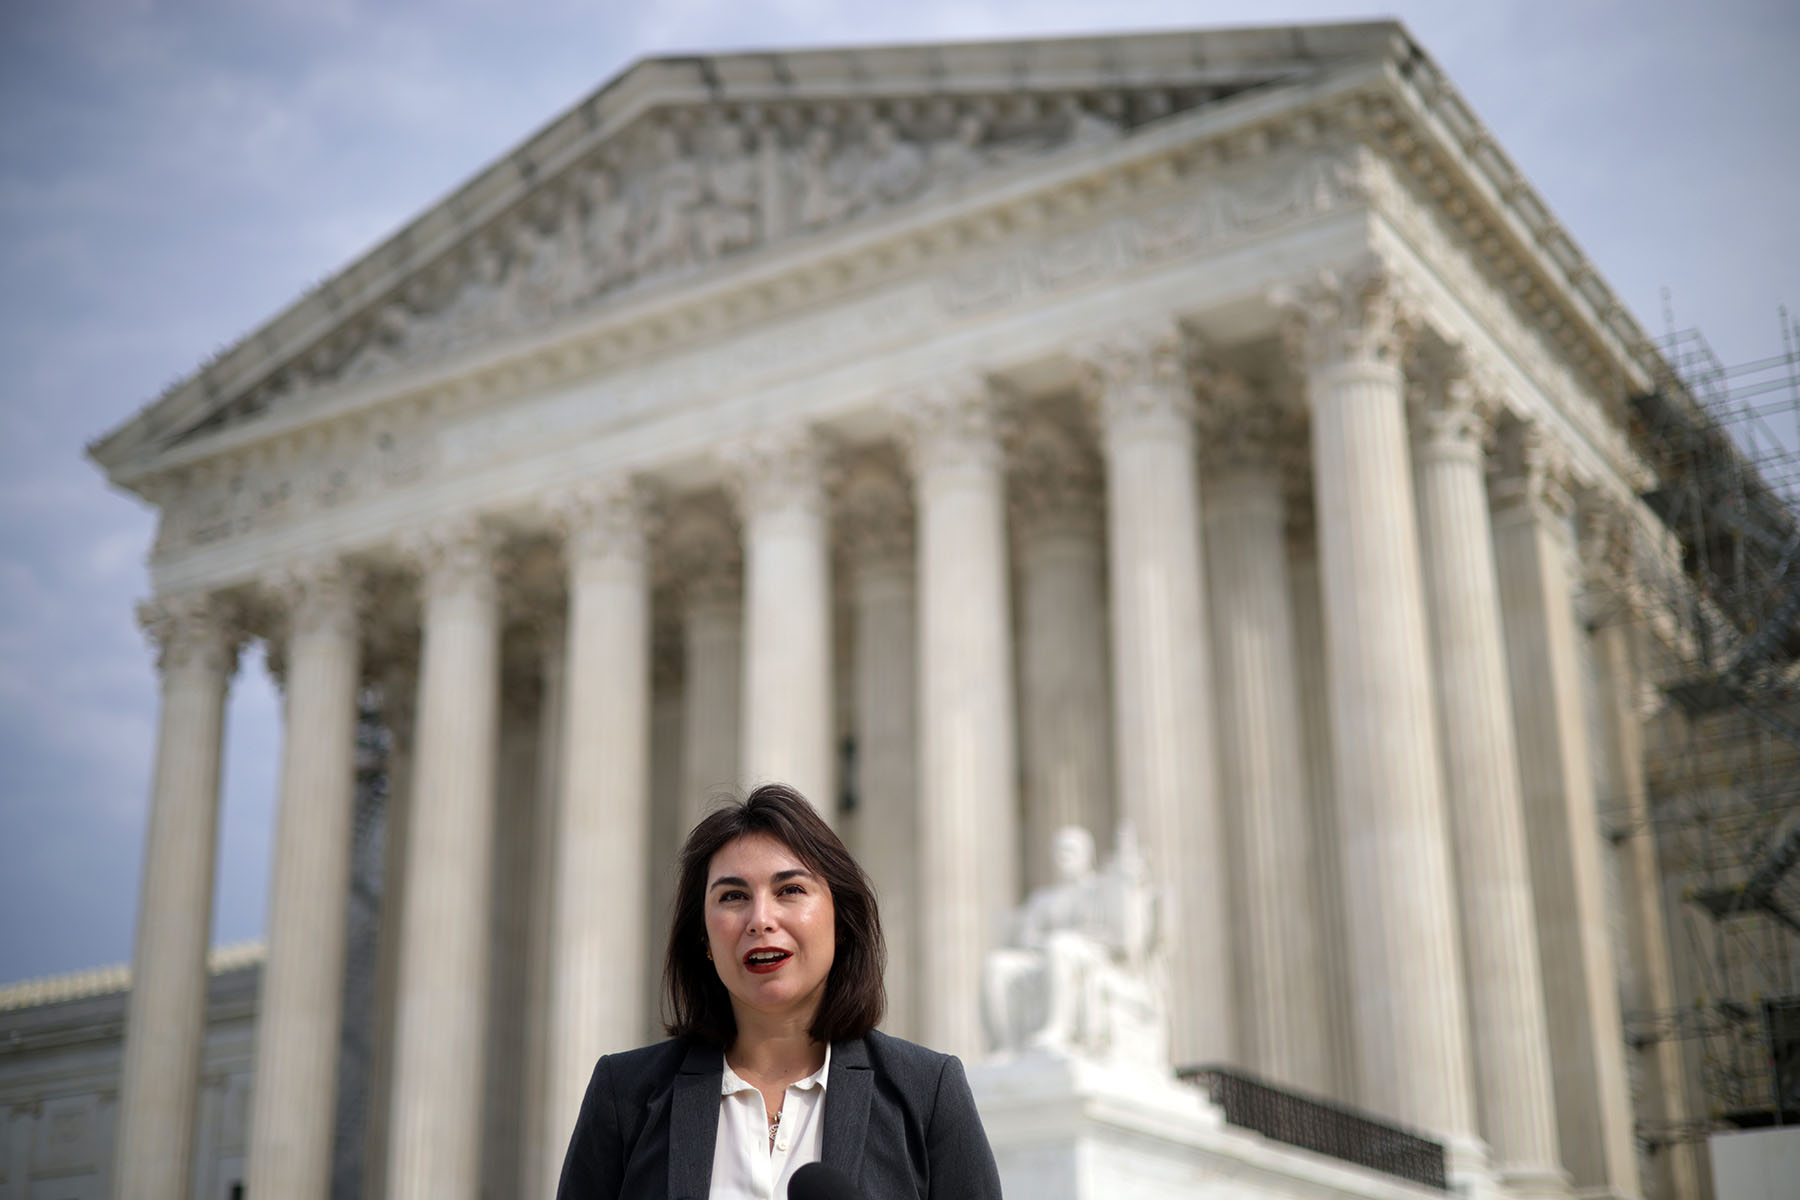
left=5, top=20, right=1713, bottom=1200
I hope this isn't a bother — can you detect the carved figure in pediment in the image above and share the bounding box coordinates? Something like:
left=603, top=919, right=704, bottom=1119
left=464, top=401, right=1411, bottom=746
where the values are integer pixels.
left=633, top=127, right=702, bottom=275
left=341, top=302, right=414, bottom=381
left=510, top=212, right=586, bottom=315
left=579, top=165, right=633, bottom=287
left=925, top=114, right=990, bottom=193
left=1062, top=96, right=1123, bottom=147
left=795, top=127, right=853, bottom=230
left=434, top=238, right=515, bottom=345
left=857, top=119, right=925, bottom=209
left=697, top=122, right=761, bottom=260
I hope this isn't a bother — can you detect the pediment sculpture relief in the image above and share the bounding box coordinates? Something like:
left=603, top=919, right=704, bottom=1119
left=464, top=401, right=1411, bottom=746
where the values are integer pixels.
left=228, top=95, right=1143, bottom=421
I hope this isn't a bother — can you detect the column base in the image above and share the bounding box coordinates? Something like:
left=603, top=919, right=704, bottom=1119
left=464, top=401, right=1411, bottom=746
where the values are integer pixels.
left=969, top=1050, right=1458, bottom=1200
left=1444, top=1133, right=1499, bottom=1200
left=1496, top=1163, right=1573, bottom=1200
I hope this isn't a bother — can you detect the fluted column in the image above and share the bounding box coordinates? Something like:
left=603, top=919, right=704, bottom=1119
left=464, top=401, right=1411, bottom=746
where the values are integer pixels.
left=901, top=377, right=1018, bottom=1061
left=114, top=594, right=238, bottom=1200
left=1009, top=404, right=1114, bottom=890
left=519, top=614, right=565, bottom=1200
left=385, top=524, right=501, bottom=1200
left=248, top=563, right=364, bottom=1200
left=646, top=626, right=686, bottom=1033
left=667, top=497, right=743, bottom=830
left=484, top=639, right=541, bottom=1200
left=1491, top=426, right=1640, bottom=1200
left=1076, top=324, right=1231, bottom=1066
left=724, top=430, right=835, bottom=810
left=1410, top=356, right=1567, bottom=1199
left=542, top=482, right=654, bottom=1174
left=1273, top=265, right=1481, bottom=1159
left=363, top=653, right=415, bottom=1200
left=1200, top=375, right=1329, bottom=1094
left=1581, top=500, right=1701, bottom=1200
left=1285, top=511, right=1360, bottom=1104
left=838, top=447, right=920, bottom=1039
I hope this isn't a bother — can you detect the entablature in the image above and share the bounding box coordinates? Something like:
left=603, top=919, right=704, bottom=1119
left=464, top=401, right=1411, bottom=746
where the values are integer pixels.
left=93, top=23, right=1410, bottom=481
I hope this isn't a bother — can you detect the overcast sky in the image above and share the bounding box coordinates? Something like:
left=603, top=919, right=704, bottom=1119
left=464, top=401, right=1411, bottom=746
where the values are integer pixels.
left=1, top=0, right=1795, bottom=986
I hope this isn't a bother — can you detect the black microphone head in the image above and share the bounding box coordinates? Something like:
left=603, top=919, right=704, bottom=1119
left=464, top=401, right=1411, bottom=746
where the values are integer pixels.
left=789, top=1160, right=863, bottom=1200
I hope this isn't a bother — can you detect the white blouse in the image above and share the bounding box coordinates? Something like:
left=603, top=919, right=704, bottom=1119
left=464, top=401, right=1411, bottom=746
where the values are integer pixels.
left=709, top=1044, right=831, bottom=1200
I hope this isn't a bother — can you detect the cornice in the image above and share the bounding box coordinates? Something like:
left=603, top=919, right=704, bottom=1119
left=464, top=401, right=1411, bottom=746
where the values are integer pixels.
left=1355, top=53, right=1658, bottom=402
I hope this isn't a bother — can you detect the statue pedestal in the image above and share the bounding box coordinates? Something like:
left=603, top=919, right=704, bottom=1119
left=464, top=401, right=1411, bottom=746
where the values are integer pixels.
left=969, top=1050, right=1222, bottom=1200
left=969, top=1051, right=1446, bottom=1200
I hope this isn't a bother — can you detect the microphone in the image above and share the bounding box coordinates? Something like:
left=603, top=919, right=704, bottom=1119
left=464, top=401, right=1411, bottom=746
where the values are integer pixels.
left=789, top=1161, right=866, bottom=1200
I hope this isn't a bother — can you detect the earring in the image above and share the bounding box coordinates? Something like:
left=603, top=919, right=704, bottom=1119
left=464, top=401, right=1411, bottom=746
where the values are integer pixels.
left=705, top=948, right=713, bottom=961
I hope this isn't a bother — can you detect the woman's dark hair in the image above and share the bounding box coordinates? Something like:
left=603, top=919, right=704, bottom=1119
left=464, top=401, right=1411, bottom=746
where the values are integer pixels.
left=663, top=782, right=886, bottom=1047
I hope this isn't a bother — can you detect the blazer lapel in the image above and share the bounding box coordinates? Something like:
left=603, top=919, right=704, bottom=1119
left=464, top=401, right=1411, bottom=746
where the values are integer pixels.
left=822, top=1036, right=873, bottom=1177
left=669, top=1041, right=723, bottom=1200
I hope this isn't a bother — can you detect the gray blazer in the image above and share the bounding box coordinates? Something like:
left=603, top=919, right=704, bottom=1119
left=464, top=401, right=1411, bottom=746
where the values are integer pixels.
left=555, top=1029, right=1003, bottom=1199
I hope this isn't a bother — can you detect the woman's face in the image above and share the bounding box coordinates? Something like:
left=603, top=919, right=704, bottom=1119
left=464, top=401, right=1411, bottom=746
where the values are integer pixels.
left=703, top=833, right=837, bottom=1030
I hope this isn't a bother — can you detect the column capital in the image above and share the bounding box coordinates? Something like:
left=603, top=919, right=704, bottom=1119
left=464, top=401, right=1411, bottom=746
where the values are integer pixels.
left=262, top=558, right=364, bottom=643
left=1489, top=420, right=1576, bottom=526
left=1195, top=368, right=1300, bottom=478
left=720, top=426, right=832, bottom=520
left=377, top=654, right=419, bottom=749
left=1271, top=259, right=1418, bottom=376
left=1407, top=340, right=1503, bottom=462
left=1007, top=404, right=1102, bottom=540
left=835, top=443, right=915, bottom=568
left=892, top=373, right=1004, bottom=482
left=662, top=494, right=742, bottom=608
left=548, top=478, right=657, bottom=569
left=400, top=519, right=500, bottom=603
left=1073, top=321, right=1194, bottom=439
left=1577, top=489, right=1645, bottom=622
left=137, top=591, right=242, bottom=677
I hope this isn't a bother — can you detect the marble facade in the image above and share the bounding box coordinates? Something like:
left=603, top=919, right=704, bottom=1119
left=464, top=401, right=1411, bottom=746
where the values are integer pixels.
left=44, top=19, right=1705, bottom=1200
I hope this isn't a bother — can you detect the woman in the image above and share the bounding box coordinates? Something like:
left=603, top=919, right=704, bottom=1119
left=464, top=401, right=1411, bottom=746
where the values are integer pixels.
left=556, top=783, right=1003, bottom=1200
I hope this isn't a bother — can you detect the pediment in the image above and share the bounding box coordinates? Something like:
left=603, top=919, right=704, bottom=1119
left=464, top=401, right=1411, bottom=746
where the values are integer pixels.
left=90, top=22, right=1407, bottom=479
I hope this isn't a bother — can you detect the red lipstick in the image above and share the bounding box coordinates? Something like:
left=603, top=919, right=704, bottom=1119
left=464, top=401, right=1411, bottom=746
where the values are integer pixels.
left=743, top=946, right=792, bottom=974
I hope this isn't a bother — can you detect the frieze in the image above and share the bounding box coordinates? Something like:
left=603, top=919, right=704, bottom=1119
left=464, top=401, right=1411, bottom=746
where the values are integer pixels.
left=937, top=146, right=1366, bottom=318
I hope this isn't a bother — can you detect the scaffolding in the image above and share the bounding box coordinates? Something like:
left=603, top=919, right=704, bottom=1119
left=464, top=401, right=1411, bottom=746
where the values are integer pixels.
left=1622, top=307, right=1800, bottom=1139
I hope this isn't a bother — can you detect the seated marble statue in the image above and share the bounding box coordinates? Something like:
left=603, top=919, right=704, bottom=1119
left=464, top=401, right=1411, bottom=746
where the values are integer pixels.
left=981, top=823, right=1168, bottom=1067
